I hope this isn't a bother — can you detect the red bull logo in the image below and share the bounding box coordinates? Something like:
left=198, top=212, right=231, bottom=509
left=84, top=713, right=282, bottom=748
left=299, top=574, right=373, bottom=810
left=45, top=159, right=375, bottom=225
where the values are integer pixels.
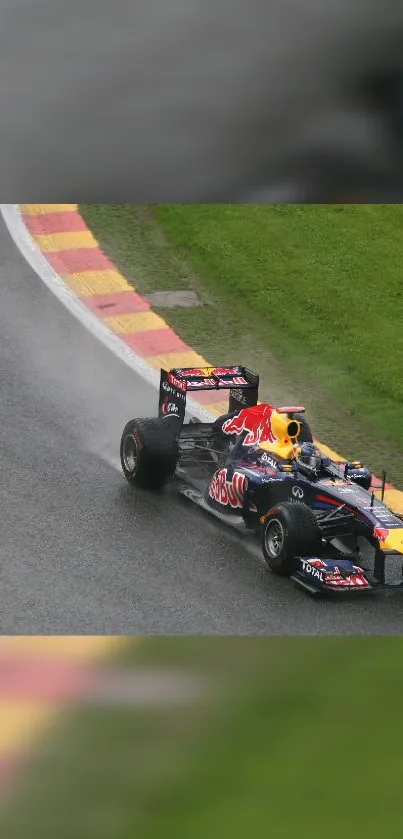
left=374, top=526, right=390, bottom=543
left=178, top=367, right=242, bottom=377
left=179, top=368, right=209, bottom=377
left=177, top=367, right=247, bottom=386
left=222, top=405, right=276, bottom=446
left=208, top=469, right=247, bottom=509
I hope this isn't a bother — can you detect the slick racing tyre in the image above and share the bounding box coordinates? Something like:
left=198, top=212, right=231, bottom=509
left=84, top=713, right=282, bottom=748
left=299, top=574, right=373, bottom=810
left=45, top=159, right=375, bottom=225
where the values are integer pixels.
left=261, top=501, right=322, bottom=576
left=120, top=418, right=179, bottom=490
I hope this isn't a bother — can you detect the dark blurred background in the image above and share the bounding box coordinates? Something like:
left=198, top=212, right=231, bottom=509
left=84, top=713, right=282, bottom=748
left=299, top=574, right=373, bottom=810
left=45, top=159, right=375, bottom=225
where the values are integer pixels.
left=1, top=0, right=403, bottom=200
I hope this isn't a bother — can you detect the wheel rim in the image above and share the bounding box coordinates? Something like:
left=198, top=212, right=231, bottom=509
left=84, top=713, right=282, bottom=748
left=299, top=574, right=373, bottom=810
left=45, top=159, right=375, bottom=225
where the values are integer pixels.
left=122, top=434, right=138, bottom=474
left=265, top=518, right=285, bottom=557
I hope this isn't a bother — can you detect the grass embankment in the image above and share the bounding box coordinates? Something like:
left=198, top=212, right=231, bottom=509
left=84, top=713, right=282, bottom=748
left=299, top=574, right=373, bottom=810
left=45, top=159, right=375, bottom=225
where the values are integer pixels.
left=2, top=638, right=403, bottom=839
left=80, top=204, right=403, bottom=482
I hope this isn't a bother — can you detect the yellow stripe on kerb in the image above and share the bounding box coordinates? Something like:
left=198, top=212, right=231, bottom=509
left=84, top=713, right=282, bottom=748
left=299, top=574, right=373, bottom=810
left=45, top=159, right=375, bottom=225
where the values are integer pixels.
left=105, top=311, right=167, bottom=335
left=0, top=704, right=55, bottom=752
left=146, top=350, right=209, bottom=372
left=63, top=270, right=131, bottom=296
left=20, top=204, right=78, bottom=214
left=383, top=489, right=403, bottom=515
left=35, top=231, right=98, bottom=252
left=0, top=636, right=124, bottom=660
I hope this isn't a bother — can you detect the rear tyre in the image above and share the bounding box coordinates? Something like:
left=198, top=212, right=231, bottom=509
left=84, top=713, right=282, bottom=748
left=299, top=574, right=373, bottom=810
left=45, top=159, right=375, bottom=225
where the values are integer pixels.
left=120, top=418, right=179, bottom=490
left=261, top=501, right=322, bottom=575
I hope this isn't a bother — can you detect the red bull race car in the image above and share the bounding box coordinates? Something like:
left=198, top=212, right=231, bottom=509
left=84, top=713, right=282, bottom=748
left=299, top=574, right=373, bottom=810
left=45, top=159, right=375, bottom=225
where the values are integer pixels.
left=120, top=365, right=403, bottom=596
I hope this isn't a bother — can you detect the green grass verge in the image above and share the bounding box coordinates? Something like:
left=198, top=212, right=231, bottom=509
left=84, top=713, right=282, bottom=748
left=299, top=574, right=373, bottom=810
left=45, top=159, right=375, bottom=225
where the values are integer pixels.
left=80, top=204, right=403, bottom=483
left=2, top=638, right=403, bottom=839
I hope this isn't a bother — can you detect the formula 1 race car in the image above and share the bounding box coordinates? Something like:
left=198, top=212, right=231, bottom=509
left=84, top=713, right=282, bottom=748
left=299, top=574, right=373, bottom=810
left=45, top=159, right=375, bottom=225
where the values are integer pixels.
left=120, top=365, right=403, bottom=596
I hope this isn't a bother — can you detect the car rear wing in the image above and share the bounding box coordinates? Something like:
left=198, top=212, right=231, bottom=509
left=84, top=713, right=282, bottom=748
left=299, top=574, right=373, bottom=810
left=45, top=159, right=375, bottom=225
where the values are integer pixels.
left=158, top=365, right=259, bottom=428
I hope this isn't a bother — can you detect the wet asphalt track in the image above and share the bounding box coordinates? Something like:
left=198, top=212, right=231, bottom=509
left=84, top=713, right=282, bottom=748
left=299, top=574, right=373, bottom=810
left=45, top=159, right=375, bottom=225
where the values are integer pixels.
left=1, top=217, right=403, bottom=634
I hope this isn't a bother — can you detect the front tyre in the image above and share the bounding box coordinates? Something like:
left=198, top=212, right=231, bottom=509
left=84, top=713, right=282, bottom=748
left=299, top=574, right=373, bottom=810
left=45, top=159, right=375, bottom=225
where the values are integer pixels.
left=261, top=501, right=322, bottom=575
left=120, top=418, right=179, bottom=490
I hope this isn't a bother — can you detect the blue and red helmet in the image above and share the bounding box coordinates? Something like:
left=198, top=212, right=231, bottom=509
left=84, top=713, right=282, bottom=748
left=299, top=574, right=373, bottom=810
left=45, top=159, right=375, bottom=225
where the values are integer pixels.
left=296, top=442, right=322, bottom=480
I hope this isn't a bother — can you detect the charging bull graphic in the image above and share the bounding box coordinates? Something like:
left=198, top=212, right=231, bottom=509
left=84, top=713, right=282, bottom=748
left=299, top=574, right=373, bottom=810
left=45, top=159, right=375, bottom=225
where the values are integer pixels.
left=222, top=405, right=276, bottom=445
left=222, top=405, right=300, bottom=452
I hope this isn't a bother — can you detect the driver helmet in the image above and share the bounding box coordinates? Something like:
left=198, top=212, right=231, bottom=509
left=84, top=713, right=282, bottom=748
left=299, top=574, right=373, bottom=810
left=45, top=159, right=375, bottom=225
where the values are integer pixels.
left=296, top=442, right=322, bottom=480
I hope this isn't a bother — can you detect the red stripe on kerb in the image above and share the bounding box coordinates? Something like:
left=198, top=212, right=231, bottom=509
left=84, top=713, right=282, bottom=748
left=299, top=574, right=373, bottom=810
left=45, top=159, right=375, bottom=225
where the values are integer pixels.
left=23, top=211, right=87, bottom=235
left=0, top=656, right=96, bottom=702
left=82, top=291, right=150, bottom=316
left=46, top=248, right=114, bottom=273
left=124, top=328, right=189, bottom=355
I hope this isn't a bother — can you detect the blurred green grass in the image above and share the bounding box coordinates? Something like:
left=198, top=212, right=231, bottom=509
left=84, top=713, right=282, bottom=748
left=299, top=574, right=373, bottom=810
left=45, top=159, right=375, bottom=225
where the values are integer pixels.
left=80, top=204, right=403, bottom=482
left=2, top=638, right=403, bottom=839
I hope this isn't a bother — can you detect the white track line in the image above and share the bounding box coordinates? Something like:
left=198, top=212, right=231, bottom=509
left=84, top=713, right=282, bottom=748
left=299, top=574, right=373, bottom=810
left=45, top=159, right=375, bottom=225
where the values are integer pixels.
left=0, top=204, right=213, bottom=422
left=83, top=669, right=210, bottom=707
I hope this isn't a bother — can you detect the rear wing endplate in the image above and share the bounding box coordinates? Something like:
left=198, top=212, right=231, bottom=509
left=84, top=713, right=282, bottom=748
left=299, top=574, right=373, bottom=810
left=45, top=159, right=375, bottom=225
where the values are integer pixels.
left=158, top=365, right=259, bottom=427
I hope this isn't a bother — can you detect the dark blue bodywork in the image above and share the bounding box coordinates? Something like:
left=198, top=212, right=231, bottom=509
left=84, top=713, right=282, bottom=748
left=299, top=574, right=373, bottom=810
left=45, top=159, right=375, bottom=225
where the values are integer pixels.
left=154, top=365, right=403, bottom=594
left=204, top=438, right=403, bottom=593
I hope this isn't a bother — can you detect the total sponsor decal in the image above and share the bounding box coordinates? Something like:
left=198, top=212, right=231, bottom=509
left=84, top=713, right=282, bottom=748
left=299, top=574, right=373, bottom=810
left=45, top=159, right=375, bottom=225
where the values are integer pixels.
left=167, top=372, right=187, bottom=393
left=301, top=559, right=324, bottom=582
left=301, top=559, right=369, bottom=588
left=260, top=452, right=278, bottom=469
left=208, top=469, right=247, bottom=509
left=222, top=405, right=276, bottom=446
